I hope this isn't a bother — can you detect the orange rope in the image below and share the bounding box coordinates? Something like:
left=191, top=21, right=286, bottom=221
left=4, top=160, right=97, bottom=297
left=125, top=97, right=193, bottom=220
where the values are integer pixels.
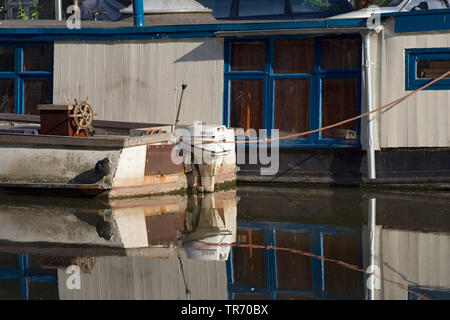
left=179, top=242, right=432, bottom=300
left=180, top=70, right=450, bottom=144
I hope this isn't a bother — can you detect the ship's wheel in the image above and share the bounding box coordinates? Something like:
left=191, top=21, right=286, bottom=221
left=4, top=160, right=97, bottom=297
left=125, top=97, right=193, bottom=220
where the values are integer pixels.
left=69, top=97, right=96, bottom=135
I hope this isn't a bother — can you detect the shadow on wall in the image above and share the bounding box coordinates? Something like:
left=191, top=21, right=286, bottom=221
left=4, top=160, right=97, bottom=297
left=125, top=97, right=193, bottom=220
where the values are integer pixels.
left=175, top=41, right=222, bottom=63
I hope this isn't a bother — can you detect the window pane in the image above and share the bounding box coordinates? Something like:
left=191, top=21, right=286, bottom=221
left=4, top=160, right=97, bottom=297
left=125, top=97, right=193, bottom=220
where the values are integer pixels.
left=23, top=46, right=52, bottom=72
left=321, top=39, right=359, bottom=70
left=233, top=229, right=266, bottom=288
left=291, top=0, right=349, bottom=13
left=29, top=282, right=59, bottom=300
left=24, top=79, right=52, bottom=115
left=417, top=59, right=450, bottom=79
left=274, top=79, right=309, bottom=138
left=323, top=234, right=361, bottom=298
left=0, top=47, right=14, bottom=71
left=273, top=40, right=314, bottom=74
left=234, top=293, right=269, bottom=300
left=275, top=231, right=312, bottom=291
left=238, top=0, right=285, bottom=17
left=276, top=292, right=314, bottom=300
left=231, top=42, right=265, bottom=71
left=197, top=0, right=232, bottom=18
left=321, top=78, right=357, bottom=139
left=0, top=79, right=15, bottom=113
left=0, top=253, right=18, bottom=268
left=0, top=279, right=20, bottom=300
left=230, top=80, right=263, bottom=131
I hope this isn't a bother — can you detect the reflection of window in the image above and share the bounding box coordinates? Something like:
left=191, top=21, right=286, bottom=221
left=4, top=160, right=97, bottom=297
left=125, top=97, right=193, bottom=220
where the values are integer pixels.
left=0, top=79, right=15, bottom=113
left=239, top=0, right=285, bottom=17
left=232, top=229, right=266, bottom=288
left=0, top=44, right=53, bottom=114
left=0, top=47, right=14, bottom=71
left=226, top=221, right=364, bottom=300
left=406, top=48, right=450, bottom=90
left=198, top=0, right=351, bottom=18
left=0, top=254, right=57, bottom=300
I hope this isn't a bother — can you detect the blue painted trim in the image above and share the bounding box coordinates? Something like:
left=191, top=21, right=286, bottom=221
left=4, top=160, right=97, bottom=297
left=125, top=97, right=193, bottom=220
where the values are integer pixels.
left=0, top=254, right=57, bottom=300
left=226, top=220, right=363, bottom=300
left=0, top=18, right=370, bottom=42
left=392, top=10, right=450, bottom=33
left=405, top=48, right=450, bottom=91
left=224, top=35, right=362, bottom=149
left=0, top=43, right=53, bottom=115
left=133, top=0, right=145, bottom=27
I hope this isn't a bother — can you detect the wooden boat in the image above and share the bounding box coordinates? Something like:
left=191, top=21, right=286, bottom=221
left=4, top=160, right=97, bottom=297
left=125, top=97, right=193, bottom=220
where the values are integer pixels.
left=0, top=102, right=236, bottom=198
left=0, top=190, right=237, bottom=259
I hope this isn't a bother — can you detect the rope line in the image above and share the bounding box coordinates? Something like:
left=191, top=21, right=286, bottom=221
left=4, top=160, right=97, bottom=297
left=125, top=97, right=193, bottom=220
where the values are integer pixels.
left=179, top=242, right=431, bottom=300
left=179, top=70, right=450, bottom=144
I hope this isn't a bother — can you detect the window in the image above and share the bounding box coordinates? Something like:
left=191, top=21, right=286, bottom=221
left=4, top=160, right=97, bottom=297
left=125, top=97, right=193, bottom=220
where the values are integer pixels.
left=405, top=48, right=450, bottom=91
left=224, top=37, right=361, bottom=147
left=226, top=221, right=364, bottom=300
left=0, top=44, right=53, bottom=115
left=197, top=0, right=351, bottom=19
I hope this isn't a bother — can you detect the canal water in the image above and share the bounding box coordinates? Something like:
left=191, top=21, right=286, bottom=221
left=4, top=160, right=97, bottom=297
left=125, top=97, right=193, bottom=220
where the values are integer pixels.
left=0, top=186, right=449, bottom=300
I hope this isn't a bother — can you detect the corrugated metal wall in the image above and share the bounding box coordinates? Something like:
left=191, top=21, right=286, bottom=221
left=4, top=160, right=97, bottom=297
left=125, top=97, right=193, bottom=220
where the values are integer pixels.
left=378, top=20, right=450, bottom=148
left=377, top=229, right=450, bottom=300
left=57, top=253, right=228, bottom=300
left=53, top=39, right=224, bottom=125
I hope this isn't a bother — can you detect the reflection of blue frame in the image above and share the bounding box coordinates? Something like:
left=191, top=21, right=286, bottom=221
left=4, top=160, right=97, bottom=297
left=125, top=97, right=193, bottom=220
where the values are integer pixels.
left=223, top=35, right=362, bottom=148
left=226, top=220, right=364, bottom=300
left=0, top=42, right=53, bottom=114
left=405, top=48, right=450, bottom=91
left=0, top=254, right=57, bottom=300
left=408, top=286, right=450, bottom=300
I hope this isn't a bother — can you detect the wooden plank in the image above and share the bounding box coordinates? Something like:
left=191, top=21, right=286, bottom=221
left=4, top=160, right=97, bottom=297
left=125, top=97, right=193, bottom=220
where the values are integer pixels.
left=0, top=131, right=171, bottom=148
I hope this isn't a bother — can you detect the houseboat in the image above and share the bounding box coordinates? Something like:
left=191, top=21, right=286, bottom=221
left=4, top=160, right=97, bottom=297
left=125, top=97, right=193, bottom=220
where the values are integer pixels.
left=0, top=0, right=448, bottom=189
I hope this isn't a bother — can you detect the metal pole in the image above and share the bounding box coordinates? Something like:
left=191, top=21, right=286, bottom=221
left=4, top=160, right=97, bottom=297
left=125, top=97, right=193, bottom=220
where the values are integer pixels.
left=364, top=32, right=376, bottom=180
left=133, top=0, right=145, bottom=27
left=55, top=0, right=63, bottom=20
left=174, top=81, right=188, bottom=128
left=368, top=198, right=376, bottom=300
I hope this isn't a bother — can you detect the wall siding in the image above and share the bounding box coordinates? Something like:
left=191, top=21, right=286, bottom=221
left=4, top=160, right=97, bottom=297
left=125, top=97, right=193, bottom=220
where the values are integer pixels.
left=53, top=39, right=224, bottom=125
left=57, top=254, right=228, bottom=300
left=378, top=20, right=450, bottom=148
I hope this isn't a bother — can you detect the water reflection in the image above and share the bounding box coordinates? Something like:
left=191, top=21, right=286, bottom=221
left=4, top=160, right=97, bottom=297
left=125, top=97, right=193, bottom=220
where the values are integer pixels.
left=0, top=187, right=449, bottom=300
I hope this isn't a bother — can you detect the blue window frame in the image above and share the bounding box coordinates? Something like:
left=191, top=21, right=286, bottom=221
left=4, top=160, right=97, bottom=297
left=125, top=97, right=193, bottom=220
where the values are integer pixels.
left=226, top=220, right=364, bottom=300
left=0, top=43, right=53, bottom=115
left=405, top=48, right=450, bottom=90
left=0, top=254, right=57, bottom=300
left=223, top=35, right=362, bottom=148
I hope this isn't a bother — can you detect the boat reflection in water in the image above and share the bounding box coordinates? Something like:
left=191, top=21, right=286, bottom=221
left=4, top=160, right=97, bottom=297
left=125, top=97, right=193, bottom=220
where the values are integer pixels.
left=0, top=191, right=237, bottom=300
left=0, top=187, right=449, bottom=300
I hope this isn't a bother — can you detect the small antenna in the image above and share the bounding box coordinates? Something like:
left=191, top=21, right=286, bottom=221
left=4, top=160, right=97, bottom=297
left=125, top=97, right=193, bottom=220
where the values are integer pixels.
left=174, top=80, right=188, bottom=128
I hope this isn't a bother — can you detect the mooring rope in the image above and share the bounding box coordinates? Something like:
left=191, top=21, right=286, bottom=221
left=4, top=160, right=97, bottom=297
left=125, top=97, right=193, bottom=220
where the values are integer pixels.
left=179, top=70, right=450, bottom=144
left=178, top=242, right=432, bottom=300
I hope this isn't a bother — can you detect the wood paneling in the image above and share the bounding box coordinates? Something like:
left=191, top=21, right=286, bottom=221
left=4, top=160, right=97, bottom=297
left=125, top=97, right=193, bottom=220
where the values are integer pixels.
left=274, top=78, right=309, bottom=137
left=273, top=39, right=314, bottom=74
left=321, top=78, right=357, bottom=139
left=231, top=42, right=265, bottom=71
left=230, top=79, right=263, bottom=131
